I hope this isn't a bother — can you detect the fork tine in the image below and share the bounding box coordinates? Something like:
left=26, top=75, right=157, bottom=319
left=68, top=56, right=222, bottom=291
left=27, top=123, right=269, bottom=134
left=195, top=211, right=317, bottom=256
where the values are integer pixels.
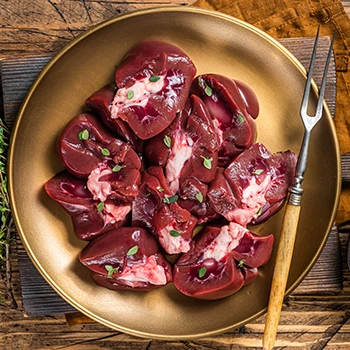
left=315, top=30, right=337, bottom=119
left=300, top=26, right=320, bottom=118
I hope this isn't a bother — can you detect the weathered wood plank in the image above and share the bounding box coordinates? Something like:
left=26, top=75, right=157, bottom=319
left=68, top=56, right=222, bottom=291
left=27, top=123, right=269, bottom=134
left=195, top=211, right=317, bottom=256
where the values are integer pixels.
left=0, top=0, right=192, bottom=57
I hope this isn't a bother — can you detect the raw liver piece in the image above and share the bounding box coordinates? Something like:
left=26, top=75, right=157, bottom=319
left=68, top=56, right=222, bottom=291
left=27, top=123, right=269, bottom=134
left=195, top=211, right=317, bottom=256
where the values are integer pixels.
left=173, top=223, right=273, bottom=300
left=45, top=171, right=131, bottom=240
left=208, top=143, right=297, bottom=226
left=57, top=113, right=141, bottom=179
left=177, top=177, right=219, bottom=224
left=131, top=166, right=171, bottom=229
left=191, top=74, right=258, bottom=166
left=111, top=40, right=197, bottom=139
left=80, top=227, right=172, bottom=291
left=85, top=83, right=140, bottom=148
left=145, top=95, right=219, bottom=194
left=152, top=202, right=197, bottom=254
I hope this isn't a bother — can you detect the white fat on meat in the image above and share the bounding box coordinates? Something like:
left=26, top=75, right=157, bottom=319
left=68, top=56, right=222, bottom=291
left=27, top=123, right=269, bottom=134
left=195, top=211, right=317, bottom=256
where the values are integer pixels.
left=202, top=222, right=247, bottom=262
left=157, top=224, right=191, bottom=255
left=165, top=131, right=193, bottom=193
left=211, top=118, right=224, bottom=145
left=103, top=202, right=131, bottom=226
left=118, top=255, right=167, bottom=286
left=225, top=175, right=271, bottom=226
left=110, top=75, right=165, bottom=118
left=87, top=163, right=113, bottom=202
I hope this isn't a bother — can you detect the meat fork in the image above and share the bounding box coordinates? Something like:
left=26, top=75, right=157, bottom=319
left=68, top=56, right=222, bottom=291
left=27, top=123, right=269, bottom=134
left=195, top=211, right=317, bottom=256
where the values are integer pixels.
left=262, top=27, right=336, bottom=350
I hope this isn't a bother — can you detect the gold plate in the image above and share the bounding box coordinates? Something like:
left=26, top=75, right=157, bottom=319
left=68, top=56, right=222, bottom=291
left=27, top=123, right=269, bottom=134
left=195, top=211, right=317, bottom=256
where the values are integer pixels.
left=9, top=7, right=341, bottom=339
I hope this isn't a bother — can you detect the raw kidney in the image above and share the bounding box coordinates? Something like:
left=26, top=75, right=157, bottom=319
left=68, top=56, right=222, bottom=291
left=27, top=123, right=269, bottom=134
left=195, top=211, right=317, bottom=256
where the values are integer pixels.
left=191, top=74, right=258, bottom=166
left=173, top=223, right=273, bottom=300
left=109, top=41, right=196, bottom=139
left=80, top=227, right=172, bottom=291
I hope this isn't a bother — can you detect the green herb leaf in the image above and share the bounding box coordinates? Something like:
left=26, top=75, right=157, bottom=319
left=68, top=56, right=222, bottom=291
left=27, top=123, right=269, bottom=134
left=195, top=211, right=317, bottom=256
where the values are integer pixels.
left=127, top=91, right=134, bottom=100
left=112, top=164, right=126, bottom=172
left=195, top=192, right=203, bottom=203
left=256, top=207, right=263, bottom=217
left=82, top=217, right=89, bottom=221
left=237, top=259, right=246, bottom=268
left=169, top=229, right=180, bottom=237
left=163, top=195, right=179, bottom=204
left=157, top=187, right=164, bottom=192
left=237, top=114, right=245, bottom=122
left=127, top=245, right=138, bottom=256
left=252, top=169, right=264, bottom=175
left=163, top=135, right=171, bottom=148
left=198, top=76, right=205, bottom=88
left=97, top=201, right=105, bottom=212
left=149, top=75, right=161, bottom=82
left=198, top=267, right=207, bottom=278
left=145, top=192, right=151, bottom=197
left=200, top=155, right=213, bottom=170
left=78, top=129, right=89, bottom=141
left=105, top=265, right=118, bottom=276
left=100, top=147, right=110, bottom=156
left=204, top=85, right=213, bottom=97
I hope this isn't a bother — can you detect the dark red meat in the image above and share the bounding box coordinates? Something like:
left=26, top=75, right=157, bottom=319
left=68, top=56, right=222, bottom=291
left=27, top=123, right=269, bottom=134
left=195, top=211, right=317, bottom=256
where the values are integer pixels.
left=57, top=113, right=141, bottom=179
left=208, top=143, right=297, bottom=226
left=110, top=40, right=196, bottom=139
left=80, top=227, right=172, bottom=291
left=45, top=171, right=131, bottom=240
left=191, top=74, right=258, bottom=166
left=152, top=202, right=197, bottom=254
left=85, top=83, right=141, bottom=148
left=131, top=166, right=172, bottom=229
left=173, top=223, right=273, bottom=300
left=177, top=177, right=219, bottom=224
left=145, top=95, right=219, bottom=194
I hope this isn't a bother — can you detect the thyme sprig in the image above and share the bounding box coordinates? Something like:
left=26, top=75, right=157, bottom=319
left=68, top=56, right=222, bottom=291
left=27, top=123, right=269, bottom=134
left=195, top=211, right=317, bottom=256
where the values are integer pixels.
left=0, top=119, right=17, bottom=308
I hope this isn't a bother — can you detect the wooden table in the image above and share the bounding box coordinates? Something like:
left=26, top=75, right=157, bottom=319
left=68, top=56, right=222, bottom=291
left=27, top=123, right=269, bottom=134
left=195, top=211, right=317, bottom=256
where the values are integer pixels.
left=1, top=1, right=350, bottom=349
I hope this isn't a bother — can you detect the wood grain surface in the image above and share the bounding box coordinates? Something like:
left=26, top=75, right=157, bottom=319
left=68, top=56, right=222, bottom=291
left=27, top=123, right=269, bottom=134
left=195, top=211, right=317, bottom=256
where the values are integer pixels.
left=0, top=1, right=349, bottom=349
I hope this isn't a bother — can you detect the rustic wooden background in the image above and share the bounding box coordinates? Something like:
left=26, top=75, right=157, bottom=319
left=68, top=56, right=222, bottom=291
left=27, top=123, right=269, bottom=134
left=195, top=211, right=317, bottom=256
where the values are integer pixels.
left=1, top=1, right=350, bottom=349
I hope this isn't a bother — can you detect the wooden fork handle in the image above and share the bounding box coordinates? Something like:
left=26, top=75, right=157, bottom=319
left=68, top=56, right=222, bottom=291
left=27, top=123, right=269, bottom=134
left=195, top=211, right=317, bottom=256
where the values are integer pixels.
left=262, top=203, right=301, bottom=350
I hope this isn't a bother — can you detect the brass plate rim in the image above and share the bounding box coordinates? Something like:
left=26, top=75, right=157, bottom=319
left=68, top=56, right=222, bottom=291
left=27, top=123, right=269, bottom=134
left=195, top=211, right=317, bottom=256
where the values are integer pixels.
left=8, top=6, right=341, bottom=340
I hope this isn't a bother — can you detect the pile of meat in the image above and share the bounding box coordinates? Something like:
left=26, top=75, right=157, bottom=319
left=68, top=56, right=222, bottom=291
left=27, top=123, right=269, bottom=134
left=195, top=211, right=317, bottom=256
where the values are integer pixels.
left=45, top=41, right=297, bottom=300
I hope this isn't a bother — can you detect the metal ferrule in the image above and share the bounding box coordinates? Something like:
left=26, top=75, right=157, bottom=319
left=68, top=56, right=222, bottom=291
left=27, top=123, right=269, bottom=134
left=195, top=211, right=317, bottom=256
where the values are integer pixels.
left=289, top=176, right=304, bottom=206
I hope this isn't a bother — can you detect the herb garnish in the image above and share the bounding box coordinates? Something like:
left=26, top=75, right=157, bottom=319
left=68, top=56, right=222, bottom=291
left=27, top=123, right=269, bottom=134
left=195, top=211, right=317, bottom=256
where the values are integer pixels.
left=169, top=230, right=180, bottom=237
left=100, top=147, right=110, bottom=156
left=163, top=195, right=179, bottom=204
left=149, top=75, right=161, bottom=82
left=127, top=245, right=138, bottom=256
left=256, top=207, right=263, bottom=217
left=237, top=114, right=245, bottom=122
left=200, top=155, right=213, bottom=170
left=112, top=164, right=126, bottom=172
left=78, top=129, right=89, bottom=141
left=145, top=192, right=151, bottom=197
left=198, top=76, right=205, bottom=88
left=204, top=85, right=213, bottom=97
left=157, top=187, right=164, bottom=192
left=252, top=169, right=264, bottom=175
left=127, top=91, right=134, bottom=100
left=195, top=192, right=203, bottom=203
left=198, top=76, right=213, bottom=97
left=163, top=135, right=171, bottom=148
left=237, top=259, right=246, bottom=268
left=105, top=265, right=117, bottom=276
left=97, top=201, right=105, bottom=212
left=198, top=267, right=207, bottom=278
